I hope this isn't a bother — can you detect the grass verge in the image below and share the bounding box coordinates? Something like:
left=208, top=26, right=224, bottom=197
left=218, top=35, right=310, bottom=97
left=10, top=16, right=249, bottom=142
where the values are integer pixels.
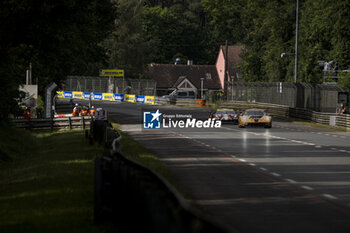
left=0, top=124, right=37, bottom=162
left=275, top=116, right=348, bottom=132
left=0, top=127, right=114, bottom=233
left=111, top=123, right=171, bottom=181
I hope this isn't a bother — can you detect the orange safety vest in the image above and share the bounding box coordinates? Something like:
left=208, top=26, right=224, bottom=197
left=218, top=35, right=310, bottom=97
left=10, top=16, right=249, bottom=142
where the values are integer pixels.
left=72, top=107, right=79, bottom=116
left=89, top=109, right=95, bottom=116
left=80, top=108, right=88, bottom=116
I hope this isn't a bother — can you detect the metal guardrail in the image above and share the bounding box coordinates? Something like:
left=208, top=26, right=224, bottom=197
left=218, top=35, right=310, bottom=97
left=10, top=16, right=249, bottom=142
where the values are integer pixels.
left=220, top=101, right=350, bottom=129
left=92, top=120, right=234, bottom=233
left=155, top=97, right=197, bottom=106
left=12, top=116, right=93, bottom=129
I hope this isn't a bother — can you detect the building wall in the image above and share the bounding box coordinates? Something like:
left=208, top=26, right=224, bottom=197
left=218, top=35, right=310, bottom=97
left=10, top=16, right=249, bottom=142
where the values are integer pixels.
left=215, top=49, right=225, bottom=89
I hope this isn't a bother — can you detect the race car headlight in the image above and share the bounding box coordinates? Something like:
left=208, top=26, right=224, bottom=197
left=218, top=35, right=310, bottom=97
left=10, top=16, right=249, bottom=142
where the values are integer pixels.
left=242, top=116, right=248, bottom=121
left=265, top=116, right=271, bottom=121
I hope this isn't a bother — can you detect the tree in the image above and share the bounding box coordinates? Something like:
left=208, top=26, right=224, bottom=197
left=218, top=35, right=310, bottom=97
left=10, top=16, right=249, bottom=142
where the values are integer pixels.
left=298, top=0, right=350, bottom=84
left=0, top=0, right=115, bottom=119
left=238, top=0, right=296, bottom=82
left=104, top=0, right=147, bottom=79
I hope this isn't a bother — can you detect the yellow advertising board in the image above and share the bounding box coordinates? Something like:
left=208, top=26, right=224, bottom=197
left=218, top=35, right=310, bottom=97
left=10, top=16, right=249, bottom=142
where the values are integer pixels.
left=125, top=94, right=135, bottom=103
left=145, top=96, right=155, bottom=105
left=102, top=93, right=114, bottom=101
left=99, top=69, right=124, bottom=77
left=73, top=91, right=83, bottom=99
left=57, top=91, right=63, bottom=98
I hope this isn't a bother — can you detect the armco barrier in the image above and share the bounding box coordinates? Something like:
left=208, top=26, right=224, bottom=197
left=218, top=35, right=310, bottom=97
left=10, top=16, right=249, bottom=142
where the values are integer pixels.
left=220, top=101, right=350, bottom=129
left=154, top=97, right=197, bottom=106
left=92, top=121, right=234, bottom=233
left=12, top=116, right=93, bottom=129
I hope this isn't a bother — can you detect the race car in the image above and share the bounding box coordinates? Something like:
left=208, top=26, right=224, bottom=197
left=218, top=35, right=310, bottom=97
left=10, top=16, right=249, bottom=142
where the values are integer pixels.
left=238, top=109, right=272, bottom=128
left=210, top=108, right=239, bottom=124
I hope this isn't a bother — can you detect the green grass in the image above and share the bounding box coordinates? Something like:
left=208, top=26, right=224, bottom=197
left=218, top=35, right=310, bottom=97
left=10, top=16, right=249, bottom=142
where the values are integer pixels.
left=111, top=123, right=171, bottom=181
left=275, top=116, right=348, bottom=132
left=0, top=124, right=38, bottom=162
left=0, top=128, right=115, bottom=233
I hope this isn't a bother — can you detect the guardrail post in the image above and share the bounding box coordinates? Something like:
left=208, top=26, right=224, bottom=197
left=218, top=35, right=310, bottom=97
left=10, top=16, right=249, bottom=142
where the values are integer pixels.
left=69, top=117, right=72, bottom=129
left=82, top=116, right=85, bottom=129
left=50, top=117, right=53, bottom=131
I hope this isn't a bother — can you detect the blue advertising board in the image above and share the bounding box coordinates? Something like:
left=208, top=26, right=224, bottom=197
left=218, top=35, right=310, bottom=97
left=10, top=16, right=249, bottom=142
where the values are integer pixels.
left=136, top=95, right=145, bottom=103
left=63, top=91, right=73, bottom=98
left=93, top=93, right=103, bottom=100
left=113, top=94, right=124, bottom=102
left=83, top=92, right=92, bottom=99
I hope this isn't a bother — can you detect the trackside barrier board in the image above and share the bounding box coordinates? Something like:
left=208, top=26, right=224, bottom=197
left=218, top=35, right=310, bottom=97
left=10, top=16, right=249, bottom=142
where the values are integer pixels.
left=93, top=93, right=103, bottom=101
left=83, top=92, right=92, bottom=99
left=125, top=94, right=135, bottom=103
left=103, top=93, right=114, bottom=101
left=63, top=91, right=72, bottom=98
left=136, top=95, right=145, bottom=103
left=114, top=94, right=124, bottom=101
left=73, top=91, right=83, bottom=99
left=57, top=91, right=63, bottom=98
left=57, top=91, right=155, bottom=105
left=145, top=96, right=155, bottom=105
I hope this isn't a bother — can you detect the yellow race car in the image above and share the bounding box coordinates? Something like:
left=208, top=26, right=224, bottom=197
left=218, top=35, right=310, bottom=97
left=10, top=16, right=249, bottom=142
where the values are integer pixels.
left=238, top=109, right=272, bottom=128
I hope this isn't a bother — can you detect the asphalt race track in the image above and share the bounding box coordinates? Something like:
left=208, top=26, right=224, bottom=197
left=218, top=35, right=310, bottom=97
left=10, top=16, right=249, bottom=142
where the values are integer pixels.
left=60, top=99, right=350, bottom=233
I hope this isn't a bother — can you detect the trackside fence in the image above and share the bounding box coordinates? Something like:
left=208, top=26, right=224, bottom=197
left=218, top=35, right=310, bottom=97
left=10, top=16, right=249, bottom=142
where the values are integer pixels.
left=92, top=121, right=234, bottom=233
left=64, top=76, right=157, bottom=96
left=220, top=101, right=350, bottom=129
left=12, top=116, right=93, bottom=129
left=228, top=82, right=345, bottom=113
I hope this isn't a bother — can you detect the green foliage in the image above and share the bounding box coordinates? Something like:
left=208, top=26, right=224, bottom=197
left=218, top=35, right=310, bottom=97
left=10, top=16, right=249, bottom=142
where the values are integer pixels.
left=202, top=0, right=244, bottom=44
left=239, top=0, right=296, bottom=82
left=298, top=0, right=350, bottom=84
left=0, top=0, right=116, bottom=120
left=238, top=0, right=350, bottom=83
left=104, top=0, right=215, bottom=79
left=3, top=0, right=350, bottom=120
left=338, top=73, right=350, bottom=92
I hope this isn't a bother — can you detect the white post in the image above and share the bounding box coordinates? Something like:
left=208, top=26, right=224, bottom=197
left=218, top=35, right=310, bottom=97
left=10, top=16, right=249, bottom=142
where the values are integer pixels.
left=29, top=62, right=32, bottom=85
left=294, top=0, right=299, bottom=83
left=122, top=72, right=125, bottom=94
left=231, top=77, right=234, bottom=101
left=200, top=78, right=204, bottom=99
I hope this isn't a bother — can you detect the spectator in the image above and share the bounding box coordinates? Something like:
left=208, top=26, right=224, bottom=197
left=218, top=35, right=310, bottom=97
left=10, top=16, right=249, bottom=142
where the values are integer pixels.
left=340, top=104, right=346, bottom=115
left=72, top=103, right=80, bottom=116
left=80, top=106, right=88, bottom=116
left=23, top=107, right=31, bottom=119
left=89, top=106, right=95, bottom=116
